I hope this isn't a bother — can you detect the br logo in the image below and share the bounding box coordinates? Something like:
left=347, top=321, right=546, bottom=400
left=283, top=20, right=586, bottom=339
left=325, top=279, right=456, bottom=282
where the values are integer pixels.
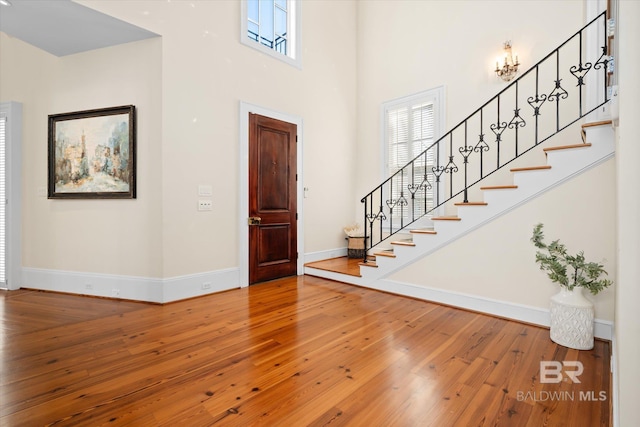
left=540, top=361, right=584, bottom=383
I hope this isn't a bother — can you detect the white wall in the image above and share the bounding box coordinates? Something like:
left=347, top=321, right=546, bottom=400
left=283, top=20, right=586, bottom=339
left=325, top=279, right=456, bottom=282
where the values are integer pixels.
left=78, top=0, right=358, bottom=278
left=1, top=0, right=358, bottom=295
left=389, top=156, right=616, bottom=321
left=355, top=0, right=585, bottom=200
left=0, top=33, right=164, bottom=279
left=614, top=0, right=640, bottom=424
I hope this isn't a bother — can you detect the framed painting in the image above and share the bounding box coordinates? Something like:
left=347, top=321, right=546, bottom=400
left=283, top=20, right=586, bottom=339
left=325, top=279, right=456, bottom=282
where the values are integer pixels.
left=48, top=105, right=136, bottom=199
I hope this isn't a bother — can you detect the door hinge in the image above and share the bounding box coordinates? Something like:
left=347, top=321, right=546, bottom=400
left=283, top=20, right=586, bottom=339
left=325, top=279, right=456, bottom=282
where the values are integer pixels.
left=296, top=174, right=298, bottom=181
left=296, top=135, right=298, bottom=142
left=296, top=213, right=298, bottom=220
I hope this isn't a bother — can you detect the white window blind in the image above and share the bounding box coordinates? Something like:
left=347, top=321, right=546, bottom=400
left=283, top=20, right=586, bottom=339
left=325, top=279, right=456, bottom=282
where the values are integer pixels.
left=0, top=115, right=6, bottom=286
left=385, top=98, right=437, bottom=220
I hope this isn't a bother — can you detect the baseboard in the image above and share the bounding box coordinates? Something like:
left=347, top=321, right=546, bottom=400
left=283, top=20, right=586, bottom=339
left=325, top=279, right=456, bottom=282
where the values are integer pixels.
left=304, top=247, right=348, bottom=264
left=21, top=267, right=240, bottom=304
left=375, top=278, right=613, bottom=340
left=163, top=268, right=240, bottom=302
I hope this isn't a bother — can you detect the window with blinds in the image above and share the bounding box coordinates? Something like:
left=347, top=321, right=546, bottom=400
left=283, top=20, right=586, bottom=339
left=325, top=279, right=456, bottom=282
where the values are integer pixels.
left=383, top=88, right=443, bottom=222
left=0, top=115, right=6, bottom=287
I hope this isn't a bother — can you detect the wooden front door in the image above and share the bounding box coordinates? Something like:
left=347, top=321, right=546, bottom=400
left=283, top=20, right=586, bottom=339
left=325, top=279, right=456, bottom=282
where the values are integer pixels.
left=248, top=113, right=297, bottom=284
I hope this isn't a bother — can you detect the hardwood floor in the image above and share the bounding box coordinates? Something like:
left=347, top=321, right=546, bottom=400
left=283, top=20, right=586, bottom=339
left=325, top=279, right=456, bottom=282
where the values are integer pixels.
left=1, top=276, right=610, bottom=426
left=305, top=256, right=363, bottom=277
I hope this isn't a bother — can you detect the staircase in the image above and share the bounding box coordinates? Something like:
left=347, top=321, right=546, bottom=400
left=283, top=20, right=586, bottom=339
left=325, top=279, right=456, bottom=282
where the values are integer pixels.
left=306, top=11, right=614, bottom=289
left=305, top=121, right=614, bottom=286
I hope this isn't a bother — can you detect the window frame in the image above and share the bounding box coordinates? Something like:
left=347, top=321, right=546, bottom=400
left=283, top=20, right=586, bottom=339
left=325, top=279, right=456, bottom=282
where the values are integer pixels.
left=380, top=86, right=446, bottom=223
left=241, top=0, right=302, bottom=69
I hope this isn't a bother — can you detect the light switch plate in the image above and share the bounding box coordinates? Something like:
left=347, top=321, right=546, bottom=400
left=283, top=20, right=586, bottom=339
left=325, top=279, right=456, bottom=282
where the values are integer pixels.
left=198, top=185, right=213, bottom=196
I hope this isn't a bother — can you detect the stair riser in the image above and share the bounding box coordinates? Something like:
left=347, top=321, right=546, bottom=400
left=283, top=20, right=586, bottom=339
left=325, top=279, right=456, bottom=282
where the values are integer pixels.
left=481, top=188, right=520, bottom=207
left=546, top=142, right=614, bottom=169
left=431, top=220, right=462, bottom=235
left=387, top=243, right=417, bottom=259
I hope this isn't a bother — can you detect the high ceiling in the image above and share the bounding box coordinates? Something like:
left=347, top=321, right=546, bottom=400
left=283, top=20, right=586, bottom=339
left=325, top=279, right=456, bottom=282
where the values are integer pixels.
left=0, top=0, right=158, bottom=57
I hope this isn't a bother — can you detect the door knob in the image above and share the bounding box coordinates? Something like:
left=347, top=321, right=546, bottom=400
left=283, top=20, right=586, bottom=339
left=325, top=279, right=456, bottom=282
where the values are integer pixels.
left=248, top=216, right=262, bottom=225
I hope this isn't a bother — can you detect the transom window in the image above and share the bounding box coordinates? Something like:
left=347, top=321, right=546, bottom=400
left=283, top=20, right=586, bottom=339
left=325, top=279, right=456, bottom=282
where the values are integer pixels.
left=242, top=0, right=301, bottom=68
left=248, top=0, right=288, bottom=54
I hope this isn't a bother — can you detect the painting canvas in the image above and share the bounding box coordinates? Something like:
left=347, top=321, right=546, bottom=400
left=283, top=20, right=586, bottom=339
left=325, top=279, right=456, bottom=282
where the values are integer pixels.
left=48, top=105, right=136, bottom=199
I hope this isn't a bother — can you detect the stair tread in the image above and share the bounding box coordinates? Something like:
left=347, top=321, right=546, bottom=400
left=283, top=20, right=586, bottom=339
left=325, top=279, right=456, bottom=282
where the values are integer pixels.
left=480, top=185, right=518, bottom=190
left=390, top=240, right=416, bottom=247
left=582, top=120, right=613, bottom=128
left=432, top=216, right=461, bottom=221
left=359, top=261, right=378, bottom=268
left=544, top=143, right=592, bottom=152
left=510, top=165, right=552, bottom=172
left=454, top=201, right=488, bottom=206
left=410, top=229, right=437, bottom=234
left=373, top=251, right=396, bottom=258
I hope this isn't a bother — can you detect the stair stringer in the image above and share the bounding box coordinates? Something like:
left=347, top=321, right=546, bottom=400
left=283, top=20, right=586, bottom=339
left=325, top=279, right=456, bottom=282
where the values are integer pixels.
left=305, top=124, right=615, bottom=288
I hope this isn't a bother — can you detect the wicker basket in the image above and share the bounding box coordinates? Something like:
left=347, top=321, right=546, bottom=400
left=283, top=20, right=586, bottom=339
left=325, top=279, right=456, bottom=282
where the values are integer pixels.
left=346, top=236, right=367, bottom=259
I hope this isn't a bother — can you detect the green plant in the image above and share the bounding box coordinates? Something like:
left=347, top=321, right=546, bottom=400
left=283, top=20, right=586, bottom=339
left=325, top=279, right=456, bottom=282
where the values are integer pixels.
left=531, top=223, right=612, bottom=295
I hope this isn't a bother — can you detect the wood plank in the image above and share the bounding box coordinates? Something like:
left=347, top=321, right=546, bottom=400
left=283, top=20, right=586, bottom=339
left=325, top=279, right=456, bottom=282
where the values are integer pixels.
left=373, top=250, right=396, bottom=258
left=582, top=120, right=613, bottom=128
left=510, top=165, right=552, bottom=172
left=481, top=185, right=518, bottom=190
left=305, top=256, right=362, bottom=277
left=432, top=216, right=461, bottom=221
left=454, top=202, right=488, bottom=206
left=544, top=143, right=592, bottom=153
left=390, top=240, right=416, bottom=247
left=0, top=277, right=610, bottom=426
left=410, top=229, right=437, bottom=234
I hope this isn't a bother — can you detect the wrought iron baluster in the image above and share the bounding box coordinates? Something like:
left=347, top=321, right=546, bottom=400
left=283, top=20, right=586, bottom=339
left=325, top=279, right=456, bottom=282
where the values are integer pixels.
left=508, top=81, right=526, bottom=157
left=569, top=30, right=593, bottom=117
left=432, top=143, right=443, bottom=207
left=363, top=195, right=369, bottom=262
left=474, top=109, right=490, bottom=180
left=408, top=154, right=432, bottom=220
left=443, top=133, right=458, bottom=199
left=548, top=51, right=569, bottom=132
left=490, top=96, right=507, bottom=168
left=459, top=121, right=474, bottom=203
left=386, top=177, right=393, bottom=234
left=527, top=65, right=547, bottom=146
left=379, top=190, right=384, bottom=247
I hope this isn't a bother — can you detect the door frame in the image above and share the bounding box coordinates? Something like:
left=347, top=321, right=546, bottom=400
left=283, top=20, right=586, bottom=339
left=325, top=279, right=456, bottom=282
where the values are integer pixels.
left=239, top=101, right=304, bottom=287
left=0, top=102, right=22, bottom=291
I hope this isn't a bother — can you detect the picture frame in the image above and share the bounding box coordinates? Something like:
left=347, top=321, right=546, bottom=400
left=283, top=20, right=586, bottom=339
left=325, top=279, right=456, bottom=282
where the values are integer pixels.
left=48, top=105, right=136, bottom=199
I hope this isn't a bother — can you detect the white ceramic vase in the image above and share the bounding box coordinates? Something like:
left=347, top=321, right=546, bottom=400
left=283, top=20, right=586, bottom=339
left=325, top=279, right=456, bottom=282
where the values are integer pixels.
left=549, top=287, right=594, bottom=350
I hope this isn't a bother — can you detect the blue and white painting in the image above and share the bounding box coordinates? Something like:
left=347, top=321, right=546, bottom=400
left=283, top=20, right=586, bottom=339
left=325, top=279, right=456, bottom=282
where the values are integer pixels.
left=53, top=113, right=131, bottom=193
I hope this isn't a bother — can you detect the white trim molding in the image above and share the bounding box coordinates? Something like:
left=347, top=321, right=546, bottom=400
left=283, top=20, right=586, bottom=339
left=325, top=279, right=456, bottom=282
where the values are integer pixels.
left=21, top=267, right=240, bottom=304
left=19, top=265, right=613, bottom=340
left=304, top=247, right=348, bottom=264
left=375, top=278, right=613, bottom=341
